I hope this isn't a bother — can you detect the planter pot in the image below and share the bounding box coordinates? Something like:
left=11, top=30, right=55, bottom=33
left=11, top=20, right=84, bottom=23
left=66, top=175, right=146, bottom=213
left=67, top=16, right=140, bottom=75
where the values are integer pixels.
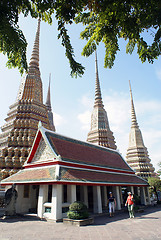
left=63, top=217, right=94, bottom=227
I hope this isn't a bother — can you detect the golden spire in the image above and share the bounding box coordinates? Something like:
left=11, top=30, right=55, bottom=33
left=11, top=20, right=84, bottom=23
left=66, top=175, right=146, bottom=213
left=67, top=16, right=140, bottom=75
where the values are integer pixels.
left=129, top=80, right=138, bottom=128
left=22, top=18, right=42, bottom=103
left=94, top=51, right=104, bottom=107
left=29, top=19, right=40, bottom=69
left=45, top=73, right=52, bottom=111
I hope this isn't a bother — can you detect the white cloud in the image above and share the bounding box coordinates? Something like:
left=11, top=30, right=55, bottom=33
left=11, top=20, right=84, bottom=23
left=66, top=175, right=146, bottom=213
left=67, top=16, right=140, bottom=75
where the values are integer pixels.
left=77, top=110, right=91, bottom=130
left=104, top=93, right=130, bottom=133
left=53, top=112, right=65, bottom=127
left=79, top=94, right=93, bottom=109
left=143, top=129, right=161, bottom=147
left=135, top=100, right=161, bottom=115
left=156, top=68, right=161, bottom=81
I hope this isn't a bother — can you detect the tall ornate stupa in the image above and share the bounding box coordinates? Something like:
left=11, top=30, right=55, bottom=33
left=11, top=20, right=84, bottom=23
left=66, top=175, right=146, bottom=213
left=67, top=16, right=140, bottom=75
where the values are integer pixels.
left=126, top=81, right=155, bottom=179
left=0, top=20, right=55, bottom=179
left=87, top=52, right=117, bottom=149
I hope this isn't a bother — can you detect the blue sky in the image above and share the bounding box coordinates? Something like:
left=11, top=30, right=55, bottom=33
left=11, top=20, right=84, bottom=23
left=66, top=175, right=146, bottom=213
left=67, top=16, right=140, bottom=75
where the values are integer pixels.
left=0, top=16, right=161, bottom=171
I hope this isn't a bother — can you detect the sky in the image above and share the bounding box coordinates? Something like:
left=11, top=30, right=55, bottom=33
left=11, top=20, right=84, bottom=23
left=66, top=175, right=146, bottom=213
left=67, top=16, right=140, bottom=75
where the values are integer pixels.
left=0, top=15, right=161, bottom=171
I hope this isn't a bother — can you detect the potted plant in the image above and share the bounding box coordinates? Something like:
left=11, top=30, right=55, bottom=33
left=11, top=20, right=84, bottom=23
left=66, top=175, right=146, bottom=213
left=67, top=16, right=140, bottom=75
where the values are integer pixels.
left=63, top=201, right=93, bottom=226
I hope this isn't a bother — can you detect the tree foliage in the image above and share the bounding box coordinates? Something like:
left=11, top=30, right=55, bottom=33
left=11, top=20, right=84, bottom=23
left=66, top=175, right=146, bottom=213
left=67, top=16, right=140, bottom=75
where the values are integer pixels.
left=148, top=177, right=161, bottom=200
left=1, top=0, right=161, bottom=76
left=157, top=162, right=161, bottom=176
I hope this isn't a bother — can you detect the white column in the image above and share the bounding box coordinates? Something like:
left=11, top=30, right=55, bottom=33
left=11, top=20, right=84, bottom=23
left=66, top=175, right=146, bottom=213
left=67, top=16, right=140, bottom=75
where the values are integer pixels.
left=133, top=186, right=139, bottom=196
left=130, top=186, right=134, bottom=194
left=140, top=187, right=147, bottom=205
left=67, top=185, right=76, bottom=203
left=51, top=184, right=62, bottom=220
left=112, top=186, right=121, bottom=210
left=80, top=185, right=84, bottom=202
left=120, top=187, right=123, bottom=205
left=83, top=185, right=89, bottom=208
left=146, top=187, right=151, bottom=205
left=37, top=185, right=48, bottom=218
left=116, top=186, right=121, bottom=210
left=67, top=185, right=71, bottom=203
left=93, top=186, right=102, bottom=213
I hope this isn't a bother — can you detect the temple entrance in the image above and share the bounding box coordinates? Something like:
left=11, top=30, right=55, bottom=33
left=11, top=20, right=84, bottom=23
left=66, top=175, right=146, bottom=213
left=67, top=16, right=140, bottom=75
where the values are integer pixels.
left=121, top=186, right=128, bottom=205
left=29, top=185, right=39, bottom=214
left=76, top=185, right=81, bottom=201
left=88, top=186, right=93, bottom=211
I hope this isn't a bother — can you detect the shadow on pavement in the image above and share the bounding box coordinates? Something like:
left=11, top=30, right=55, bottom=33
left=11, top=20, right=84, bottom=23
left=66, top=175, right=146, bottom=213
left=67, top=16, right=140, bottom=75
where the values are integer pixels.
left=0, top=205, right=160, bottom=225
left=136, top=216, right=159, bottom=219
left=91, top=205, right=161, bottom=226
left=0, top=214, right=46, bottom=223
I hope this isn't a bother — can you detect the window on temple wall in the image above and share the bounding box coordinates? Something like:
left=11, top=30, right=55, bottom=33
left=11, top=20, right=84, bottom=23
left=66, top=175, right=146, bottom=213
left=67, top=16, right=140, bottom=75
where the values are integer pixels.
left=76, top=185, right=81, bottom=201
left=24, top=185, right=30, bottom=198
left=48, top=185, right=52, bottom=202
left=63, top=185, right=67, bottom=203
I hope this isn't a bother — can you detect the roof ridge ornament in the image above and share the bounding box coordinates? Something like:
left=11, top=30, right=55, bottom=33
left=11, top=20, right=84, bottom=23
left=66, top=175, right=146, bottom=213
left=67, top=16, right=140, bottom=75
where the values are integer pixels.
left=38, top=121, right=42, bottom=128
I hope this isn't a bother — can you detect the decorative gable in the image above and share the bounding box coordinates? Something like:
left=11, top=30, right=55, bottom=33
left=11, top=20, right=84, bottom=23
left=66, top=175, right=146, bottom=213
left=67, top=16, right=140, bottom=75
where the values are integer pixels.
left=31, top=138, right=55, bottom=163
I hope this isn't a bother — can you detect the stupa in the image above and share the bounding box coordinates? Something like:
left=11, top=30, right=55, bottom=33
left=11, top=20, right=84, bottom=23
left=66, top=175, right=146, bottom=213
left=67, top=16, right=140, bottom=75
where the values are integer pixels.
left=0, top=20, right=55, bottom=180
left=87, top=52, right=117, bottom=149
left=126, top=81, right=155, bottom=179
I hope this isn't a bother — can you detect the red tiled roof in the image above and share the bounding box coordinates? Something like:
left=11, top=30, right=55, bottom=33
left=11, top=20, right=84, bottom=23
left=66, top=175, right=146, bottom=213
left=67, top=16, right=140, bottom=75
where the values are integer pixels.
left=1, top=166, right=147, bottom=185
left=46, top=132, right=133, bottom=172
left=1, top=167, right=56, bottom=183
left=60, top=167, right=148, bottom=186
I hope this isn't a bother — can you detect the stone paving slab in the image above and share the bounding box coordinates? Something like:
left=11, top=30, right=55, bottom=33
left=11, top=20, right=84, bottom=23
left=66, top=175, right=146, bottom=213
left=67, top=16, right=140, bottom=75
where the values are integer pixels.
left=0, top=205, right=161, bottom=240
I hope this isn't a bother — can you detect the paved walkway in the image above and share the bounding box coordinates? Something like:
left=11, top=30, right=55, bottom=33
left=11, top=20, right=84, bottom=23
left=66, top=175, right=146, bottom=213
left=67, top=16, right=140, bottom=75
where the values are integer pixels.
left=0, top=205, right=161, bottom=240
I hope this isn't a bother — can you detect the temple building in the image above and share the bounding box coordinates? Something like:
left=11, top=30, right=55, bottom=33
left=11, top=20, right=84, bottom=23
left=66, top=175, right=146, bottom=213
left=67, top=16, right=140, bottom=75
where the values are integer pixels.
left=0, top=20, right=55, bottom=180
left=0, top=21, right=152, bottom=221
left=1, top=122, right=150, bottom=221
left=87, top=52, right=117, bottom=150
left=126, top=81, right=155, bottom=179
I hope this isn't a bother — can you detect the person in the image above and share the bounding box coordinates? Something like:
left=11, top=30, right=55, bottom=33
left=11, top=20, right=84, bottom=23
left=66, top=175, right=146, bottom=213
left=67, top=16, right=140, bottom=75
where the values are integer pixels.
left=4, top=184, right=18, bottom=216
left=107, top=192, right=116, bottom=217
left=125, top=192, right=134, bottom=218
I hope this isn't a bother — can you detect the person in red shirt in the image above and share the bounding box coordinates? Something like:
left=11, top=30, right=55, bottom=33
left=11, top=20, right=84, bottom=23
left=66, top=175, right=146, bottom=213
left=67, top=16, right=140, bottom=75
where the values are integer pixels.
left=125, top=192, right=134, bottom=218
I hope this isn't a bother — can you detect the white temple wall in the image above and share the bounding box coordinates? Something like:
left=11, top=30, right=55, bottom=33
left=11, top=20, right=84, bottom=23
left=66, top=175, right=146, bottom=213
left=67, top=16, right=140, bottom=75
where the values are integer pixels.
left=16, top=185, right=37, bottom=214
left=13, top=183, right=150, bottom=220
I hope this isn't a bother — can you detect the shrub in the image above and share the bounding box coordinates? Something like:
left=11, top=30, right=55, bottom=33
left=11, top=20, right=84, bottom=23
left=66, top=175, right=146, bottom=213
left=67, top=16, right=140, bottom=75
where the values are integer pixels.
left=67, top=201, right=89, bottom=220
